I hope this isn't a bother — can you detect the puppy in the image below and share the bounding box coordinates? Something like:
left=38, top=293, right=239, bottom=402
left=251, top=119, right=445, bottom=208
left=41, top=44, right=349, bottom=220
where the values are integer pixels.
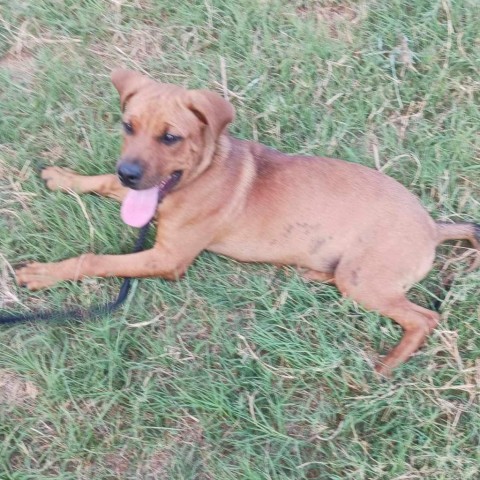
left=17, top=69, right=480, bottom=376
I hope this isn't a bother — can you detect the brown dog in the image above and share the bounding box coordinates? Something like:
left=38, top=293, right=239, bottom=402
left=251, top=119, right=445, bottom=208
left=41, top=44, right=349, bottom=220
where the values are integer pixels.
left=16, top=69, right=479, bottom=376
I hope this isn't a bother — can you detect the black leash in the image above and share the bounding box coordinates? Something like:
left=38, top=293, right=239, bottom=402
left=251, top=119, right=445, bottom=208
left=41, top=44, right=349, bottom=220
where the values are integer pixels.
left=0, top=171, right=182, bottom=326
left=0, top=222, right=150, bottom=325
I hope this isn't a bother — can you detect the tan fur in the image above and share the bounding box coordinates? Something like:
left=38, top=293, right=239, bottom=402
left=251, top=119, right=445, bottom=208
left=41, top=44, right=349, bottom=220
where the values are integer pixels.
left=16, top=69, right=480, bottom=376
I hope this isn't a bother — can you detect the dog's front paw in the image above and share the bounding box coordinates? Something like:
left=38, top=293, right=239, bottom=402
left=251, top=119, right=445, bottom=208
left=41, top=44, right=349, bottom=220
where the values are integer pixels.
left=374, top=361, right=394, bottom=379
left=15, top=262, right=60, bottom=290
left=41, top=166, right=79, bottom=192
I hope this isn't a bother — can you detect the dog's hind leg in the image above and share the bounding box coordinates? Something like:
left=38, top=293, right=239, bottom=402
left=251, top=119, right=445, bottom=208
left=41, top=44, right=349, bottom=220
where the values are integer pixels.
left=334, top=244, right=439, bottom=376
left=338, top=282, right=440, bottom=376
left=41, top=167, right=128, bottom=201
left=370, top=298, right=439, bottom=376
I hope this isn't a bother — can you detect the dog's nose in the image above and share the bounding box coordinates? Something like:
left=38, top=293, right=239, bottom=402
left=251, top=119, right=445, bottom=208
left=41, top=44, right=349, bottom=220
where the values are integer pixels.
left=117, top=162, right=143, bottom=188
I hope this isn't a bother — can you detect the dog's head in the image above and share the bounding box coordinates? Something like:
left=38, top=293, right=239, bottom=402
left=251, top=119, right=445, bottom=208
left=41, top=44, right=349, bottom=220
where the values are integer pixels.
left=111, top=68, right=235, bottom=191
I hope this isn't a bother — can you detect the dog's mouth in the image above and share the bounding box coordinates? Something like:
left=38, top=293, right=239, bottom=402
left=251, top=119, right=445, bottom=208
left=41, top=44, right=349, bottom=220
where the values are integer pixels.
left=120, top=170, right=183, bottom=227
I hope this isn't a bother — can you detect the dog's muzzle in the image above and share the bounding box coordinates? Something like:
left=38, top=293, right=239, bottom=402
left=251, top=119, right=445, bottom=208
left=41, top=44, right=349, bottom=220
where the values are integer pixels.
left=117, top=162, right=143, bottom=188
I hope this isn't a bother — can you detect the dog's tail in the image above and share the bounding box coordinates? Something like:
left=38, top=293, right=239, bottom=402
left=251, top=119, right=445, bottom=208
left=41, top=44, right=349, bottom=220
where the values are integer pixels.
left=436, top=222, right=480, bottom=271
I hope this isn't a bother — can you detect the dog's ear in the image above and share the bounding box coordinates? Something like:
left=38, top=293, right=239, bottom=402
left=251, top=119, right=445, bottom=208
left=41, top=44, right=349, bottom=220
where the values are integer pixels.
left=187, top=90, right=235, bottom=138
left=111, top=69, right=153, bottom=111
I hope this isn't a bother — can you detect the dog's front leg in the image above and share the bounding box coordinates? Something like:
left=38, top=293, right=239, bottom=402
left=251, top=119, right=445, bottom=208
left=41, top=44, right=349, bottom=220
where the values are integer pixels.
left=41, top=167, right=128, bottom=201
left=15, top=248, right=190, bottom=290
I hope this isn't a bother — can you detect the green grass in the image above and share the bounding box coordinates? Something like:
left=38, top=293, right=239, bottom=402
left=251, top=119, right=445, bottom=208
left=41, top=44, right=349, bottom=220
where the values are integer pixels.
left=1, top=0, right=479, bottom=478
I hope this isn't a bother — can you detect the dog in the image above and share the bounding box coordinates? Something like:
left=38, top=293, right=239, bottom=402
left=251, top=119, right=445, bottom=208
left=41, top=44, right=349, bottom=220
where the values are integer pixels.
left=16, top=69, right=480, bottom=376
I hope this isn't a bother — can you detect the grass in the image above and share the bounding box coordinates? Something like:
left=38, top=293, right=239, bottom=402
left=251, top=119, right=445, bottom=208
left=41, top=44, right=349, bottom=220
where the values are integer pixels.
left=0, top=0, right=479, bottom=478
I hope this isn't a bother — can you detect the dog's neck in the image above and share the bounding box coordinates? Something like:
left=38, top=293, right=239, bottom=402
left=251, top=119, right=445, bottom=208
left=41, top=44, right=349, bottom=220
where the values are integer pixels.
left=212, top=133, right=232, bottom=166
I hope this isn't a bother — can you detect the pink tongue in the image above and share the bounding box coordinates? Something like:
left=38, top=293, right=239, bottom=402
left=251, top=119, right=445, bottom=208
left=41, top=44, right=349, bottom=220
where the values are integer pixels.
left=121, top=186, right=160, bottom=228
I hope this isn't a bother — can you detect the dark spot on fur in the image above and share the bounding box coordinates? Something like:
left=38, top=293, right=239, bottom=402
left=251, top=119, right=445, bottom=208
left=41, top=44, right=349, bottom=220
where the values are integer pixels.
left=326, top=256, right=341, bottom=272
left=283, top=224, right=294, bottom=237
left=295, top=222, right=321, bottom=235
left=350, top=269, right=360, bottom=286
left=309, top=238, right=325, bottom=255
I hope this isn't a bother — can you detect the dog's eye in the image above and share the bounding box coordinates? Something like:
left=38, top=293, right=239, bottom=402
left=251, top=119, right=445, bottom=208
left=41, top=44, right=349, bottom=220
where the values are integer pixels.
left=122, top=122, right=134, bottom=135
left=159, top=133, right=182, bottom=146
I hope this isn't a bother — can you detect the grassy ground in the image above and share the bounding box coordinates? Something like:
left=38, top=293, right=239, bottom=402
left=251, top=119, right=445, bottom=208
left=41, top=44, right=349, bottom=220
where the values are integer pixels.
left=0, top=0, right=479, bottom=478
